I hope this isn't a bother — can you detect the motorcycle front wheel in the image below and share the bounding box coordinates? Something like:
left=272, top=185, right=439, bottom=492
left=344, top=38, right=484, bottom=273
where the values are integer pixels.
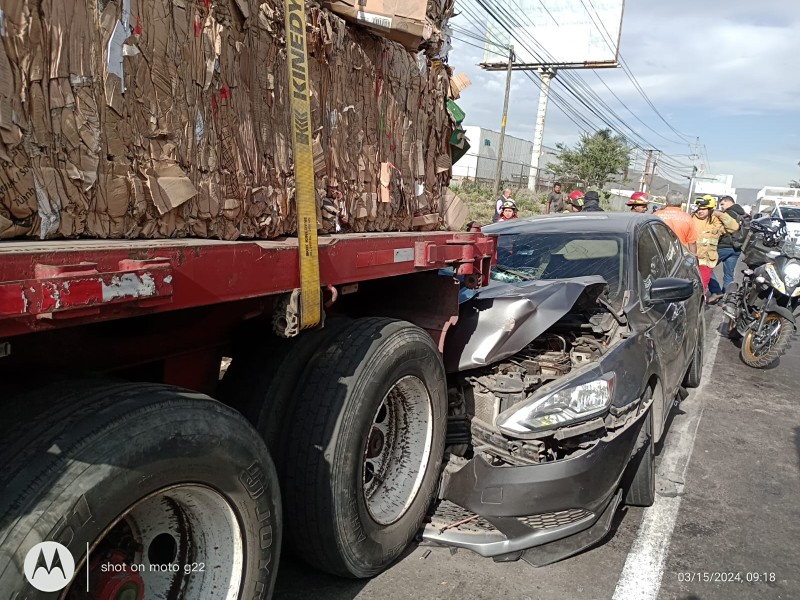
left=741, top=313, right=794, bottom=368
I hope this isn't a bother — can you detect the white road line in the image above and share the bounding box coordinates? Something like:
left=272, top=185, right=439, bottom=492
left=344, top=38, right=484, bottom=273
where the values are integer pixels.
left=612, top=312, right=724, bottom=600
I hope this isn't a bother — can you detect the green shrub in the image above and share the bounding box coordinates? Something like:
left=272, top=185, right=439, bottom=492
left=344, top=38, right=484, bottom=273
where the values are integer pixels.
left=450, top=182, right=547, bottom=225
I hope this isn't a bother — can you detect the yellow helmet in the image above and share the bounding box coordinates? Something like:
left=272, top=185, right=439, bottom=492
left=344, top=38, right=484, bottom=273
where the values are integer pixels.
left=695, top=194, right=717, bottom=209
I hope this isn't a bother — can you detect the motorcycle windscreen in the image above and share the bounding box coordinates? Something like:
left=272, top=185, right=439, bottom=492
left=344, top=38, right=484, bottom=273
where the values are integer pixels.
left=443, top=276, right=609, bottom=372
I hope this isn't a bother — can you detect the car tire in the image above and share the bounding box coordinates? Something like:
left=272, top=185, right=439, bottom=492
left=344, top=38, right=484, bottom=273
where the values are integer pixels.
left=624, top=402, right=655, bottom=507
left=281, top=318, right=447, bottom=578
left=683, top=326, right=704, bottom=388
left=0, top=380, right=281, bottom=599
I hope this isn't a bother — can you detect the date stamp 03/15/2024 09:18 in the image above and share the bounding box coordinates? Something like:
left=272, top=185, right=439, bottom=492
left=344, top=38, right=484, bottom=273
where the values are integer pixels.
left=676, top=571, right=778, bottom=584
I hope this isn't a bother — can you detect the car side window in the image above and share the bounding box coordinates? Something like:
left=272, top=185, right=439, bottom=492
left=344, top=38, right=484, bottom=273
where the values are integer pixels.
left=637, top=227, right=667, bottom=295
left=650, top=222, right=683, bottom=274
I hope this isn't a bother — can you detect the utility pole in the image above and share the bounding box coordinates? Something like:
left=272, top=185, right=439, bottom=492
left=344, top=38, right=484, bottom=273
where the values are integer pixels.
left=492, top=45, right=514, bottom=196
left=529, top=68, right=555, bottom=191
left=640, top=150, right=653, bottom=193
left=649, top=151, right=660, bottom=192
left=644, top=150, right=659, bottom=194
left=685, top=137, right=702, bottom=212
left=685, top=165, right=698, bottom=213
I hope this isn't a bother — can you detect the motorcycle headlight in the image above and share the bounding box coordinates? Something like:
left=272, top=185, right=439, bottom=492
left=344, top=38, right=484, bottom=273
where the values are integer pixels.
left=498, top=373, right=615, bottom=435
left=765, top=264, right=786, bottom=294
left=784, top=262, right=800, bottom=289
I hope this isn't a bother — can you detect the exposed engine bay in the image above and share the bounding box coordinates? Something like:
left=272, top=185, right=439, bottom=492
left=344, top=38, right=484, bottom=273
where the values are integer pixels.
left=442, top=276, right=638, bottom=468
left=447, top=331, right=614, bottom=466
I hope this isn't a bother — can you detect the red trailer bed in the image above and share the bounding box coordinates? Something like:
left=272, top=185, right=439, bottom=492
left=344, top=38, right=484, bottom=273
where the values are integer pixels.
left=0, top=232, right=494, bottom=338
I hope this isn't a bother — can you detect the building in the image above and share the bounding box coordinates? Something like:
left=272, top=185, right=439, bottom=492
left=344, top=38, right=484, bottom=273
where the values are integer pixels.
left=693, top=173, right=736, bottom=202
left=452, top=126, right=532, bottom=184
left=452, top=126, right=558, bottom=189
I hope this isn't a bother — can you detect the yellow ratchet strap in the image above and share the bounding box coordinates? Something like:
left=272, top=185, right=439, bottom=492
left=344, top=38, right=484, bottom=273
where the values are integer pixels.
left=285, top=0, right=321, bottom=329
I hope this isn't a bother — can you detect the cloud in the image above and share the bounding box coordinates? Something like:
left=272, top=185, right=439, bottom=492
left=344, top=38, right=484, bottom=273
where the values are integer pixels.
left=447, top=0, right=800, bottom=188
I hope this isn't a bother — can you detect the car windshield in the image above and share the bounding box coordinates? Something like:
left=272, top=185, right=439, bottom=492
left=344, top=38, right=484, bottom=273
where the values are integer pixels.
left=776, top=207, right=800, bottom=222
left=492, top=232, right=627, bottom=304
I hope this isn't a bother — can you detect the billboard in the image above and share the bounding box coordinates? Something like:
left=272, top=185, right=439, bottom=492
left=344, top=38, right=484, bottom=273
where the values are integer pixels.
left=482, top=0, right=624, bottom=67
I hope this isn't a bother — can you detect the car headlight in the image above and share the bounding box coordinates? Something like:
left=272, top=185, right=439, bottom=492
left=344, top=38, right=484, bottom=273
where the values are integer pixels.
left=498, top=373, right=615, bottom=435
left=784, top=262, right=800, bottom=289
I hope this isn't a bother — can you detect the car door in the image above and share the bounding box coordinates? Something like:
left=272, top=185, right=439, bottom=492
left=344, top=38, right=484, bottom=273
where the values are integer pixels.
left=636, top=225, right=683, bottom=417
left=650, top=221, right=698, bottom=372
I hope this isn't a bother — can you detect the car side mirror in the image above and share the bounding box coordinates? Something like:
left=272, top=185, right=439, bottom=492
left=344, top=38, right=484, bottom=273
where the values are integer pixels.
left=647, top=277, right=695, bottom=304
left=753, top=213, right=763, bottom=219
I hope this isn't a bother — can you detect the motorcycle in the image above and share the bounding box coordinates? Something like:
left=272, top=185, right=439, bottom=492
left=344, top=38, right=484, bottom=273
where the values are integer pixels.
left=722, top=216, right=800, bottom=368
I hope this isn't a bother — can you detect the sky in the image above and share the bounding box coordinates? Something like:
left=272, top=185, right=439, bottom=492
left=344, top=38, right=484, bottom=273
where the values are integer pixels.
left=447, top=0, right=800, bottom=189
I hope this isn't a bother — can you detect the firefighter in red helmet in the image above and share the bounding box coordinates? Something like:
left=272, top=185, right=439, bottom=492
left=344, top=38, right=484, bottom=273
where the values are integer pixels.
left=627, top=191, right=649, bottom=213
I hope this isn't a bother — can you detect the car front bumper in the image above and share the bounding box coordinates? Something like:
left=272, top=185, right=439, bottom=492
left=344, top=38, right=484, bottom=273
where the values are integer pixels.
left=422, top=409, right=645, bottom=564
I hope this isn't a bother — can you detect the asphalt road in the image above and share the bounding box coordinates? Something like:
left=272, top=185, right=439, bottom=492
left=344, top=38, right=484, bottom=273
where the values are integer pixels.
left=274, top=306, right=800, bottom=600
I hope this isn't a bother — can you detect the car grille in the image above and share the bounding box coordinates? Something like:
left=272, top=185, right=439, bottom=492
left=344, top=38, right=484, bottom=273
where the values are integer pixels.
left=517, top=508, right=591, bottom=529
left=431, top=501, right=498, bottom=533
left=431, top=501, right=591, bottom=533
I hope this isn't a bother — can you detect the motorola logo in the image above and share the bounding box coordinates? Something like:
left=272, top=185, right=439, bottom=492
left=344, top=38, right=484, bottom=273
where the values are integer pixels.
left=23, top=542, right=75, bottom=592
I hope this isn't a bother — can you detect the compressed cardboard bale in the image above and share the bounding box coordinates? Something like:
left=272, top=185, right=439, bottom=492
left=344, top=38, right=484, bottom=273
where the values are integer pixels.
left=0, top=0, right=458, bottom=240
left=321, top=0, right=431, bottom=51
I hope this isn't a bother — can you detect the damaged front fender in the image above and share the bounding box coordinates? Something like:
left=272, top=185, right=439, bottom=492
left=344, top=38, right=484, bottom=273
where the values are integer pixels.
left=443, top=276, right=609, bottom=372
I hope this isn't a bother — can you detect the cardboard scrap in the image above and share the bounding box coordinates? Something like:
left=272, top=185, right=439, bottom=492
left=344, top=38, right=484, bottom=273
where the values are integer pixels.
left=322, top=0, right=433, bottom=50
left=442, top=189, right=467, bottom=231
left=0, top=0, right=461, bottom=241
left=449, top=72, right=472, bottom=99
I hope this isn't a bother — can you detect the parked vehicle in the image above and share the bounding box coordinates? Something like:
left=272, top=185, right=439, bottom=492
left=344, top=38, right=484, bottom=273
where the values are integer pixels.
left=722, top=216, right=800, bottom=368
left=756, top=186, right=800, bottom=216
left=767, top=204, right=800, bottom=240
left=422, top=213, right=705, bottom=565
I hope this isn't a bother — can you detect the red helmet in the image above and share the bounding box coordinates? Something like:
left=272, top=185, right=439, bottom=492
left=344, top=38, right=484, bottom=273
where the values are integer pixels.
left=627, top=191, right=649, bottom=206
left=568, top=190, right=585, bottom=201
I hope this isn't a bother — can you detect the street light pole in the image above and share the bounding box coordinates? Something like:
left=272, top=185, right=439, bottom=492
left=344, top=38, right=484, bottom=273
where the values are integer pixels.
left=492, top=45, right=514, bottom=196
left=528, top=68, right=555, bottom=192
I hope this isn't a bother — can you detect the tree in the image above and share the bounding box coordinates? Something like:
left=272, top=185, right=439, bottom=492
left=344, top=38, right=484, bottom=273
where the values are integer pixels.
left=549, top=129, right=630, bottom=189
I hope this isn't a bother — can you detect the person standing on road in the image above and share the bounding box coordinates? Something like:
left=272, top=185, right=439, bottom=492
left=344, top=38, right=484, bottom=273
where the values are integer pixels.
left=707, top=195, right=747, bottom=303
left=546, top=182, right=564, bottom=214
left=582, top=190, right=604, bottom=212
left=493, top=188, right=513, bottom=222
left=692, top=195, right=739, bottom=294
left=656, top=191, right=698, bottom=256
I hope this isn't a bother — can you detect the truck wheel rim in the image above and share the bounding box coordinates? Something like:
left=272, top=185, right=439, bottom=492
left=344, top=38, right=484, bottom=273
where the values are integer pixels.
left=362, top=375, right=434, bottom=526
left=65, top=485, right=243, bottom=600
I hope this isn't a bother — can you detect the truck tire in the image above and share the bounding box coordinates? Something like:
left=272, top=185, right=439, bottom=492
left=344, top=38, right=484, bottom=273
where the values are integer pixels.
left=0, top=380, right=281, bottom=600
left=282, top=318, right=447, bottom=578
left=218, top=317, right=351, bottom=463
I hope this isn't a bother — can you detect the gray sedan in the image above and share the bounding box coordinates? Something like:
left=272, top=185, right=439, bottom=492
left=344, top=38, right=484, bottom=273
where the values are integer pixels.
left=424, top=213, right=705, bottom=565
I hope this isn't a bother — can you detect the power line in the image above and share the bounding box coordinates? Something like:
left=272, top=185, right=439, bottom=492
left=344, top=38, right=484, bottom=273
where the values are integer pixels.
left=583, top=0, right=695, bottom=143
left=452, top=0, right=700, bottom=174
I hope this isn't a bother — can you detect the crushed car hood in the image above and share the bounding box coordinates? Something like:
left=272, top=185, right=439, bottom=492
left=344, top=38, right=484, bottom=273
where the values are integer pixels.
left=443, top=276, right=609, bottom=372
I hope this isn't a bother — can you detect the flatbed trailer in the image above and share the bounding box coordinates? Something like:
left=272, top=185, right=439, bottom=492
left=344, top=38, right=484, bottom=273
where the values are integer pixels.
left=0, top=231, right=494, bottom=599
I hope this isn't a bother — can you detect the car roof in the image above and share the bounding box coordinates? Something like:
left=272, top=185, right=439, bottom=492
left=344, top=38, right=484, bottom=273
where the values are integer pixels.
left=481, top=212, right=657, bottom=236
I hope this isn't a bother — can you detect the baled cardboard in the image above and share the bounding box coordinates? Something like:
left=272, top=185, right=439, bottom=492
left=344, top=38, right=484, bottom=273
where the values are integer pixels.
left=322, top=0, right=432, bottom=50
left=0, top=0, right=459, bottom=240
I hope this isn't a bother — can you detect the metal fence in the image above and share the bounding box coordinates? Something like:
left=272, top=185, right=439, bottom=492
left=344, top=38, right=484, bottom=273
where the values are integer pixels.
left=453, top=153, right=583, bottom=194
